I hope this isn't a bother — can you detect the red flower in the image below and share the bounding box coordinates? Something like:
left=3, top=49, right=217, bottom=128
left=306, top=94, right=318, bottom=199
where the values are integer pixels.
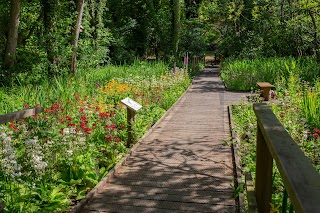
left=9, top=123, right=18, bottom=132
left=313, top=133, right=319, bottom=138
left=95, top=107, right=100, bottom=112
left=105, top=124, right=111, bottom=129
left=58, top=118, right=65, bottom=123
left=111, top=125, right=117, bottom=129
left=44, top=109, right=51, bottom=113
left=65, top=116, right=72, bottom=122
left=80, top=116, right=88, bottom=123
left=24, top=103, right=29, bottom=108
left=280, top=112, right=285, bottom=118
left=68, top=123, right=77, bottom=127
left=83, top=127, right=91, bottom=133
left=35, top=103, right=40, bottom=107
left=99, top=112, right=109, bottom=119
left=120, top=125, right=125, bottom=129
left=79, top=108, right=84, bottom=113
left=106, top=135, right=112, bottom=141
left=115, top=137, right=121, bottom=143
left=80, top=123, right=86, bottom=129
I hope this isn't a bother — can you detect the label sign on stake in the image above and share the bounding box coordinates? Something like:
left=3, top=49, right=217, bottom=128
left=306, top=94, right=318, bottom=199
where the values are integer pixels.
left=121, top=97, right=142, bottom=147
left=121, top=97, right=142, bottom=112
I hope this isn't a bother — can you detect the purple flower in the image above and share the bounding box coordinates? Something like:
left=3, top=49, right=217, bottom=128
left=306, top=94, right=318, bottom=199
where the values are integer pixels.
left=96, top=82, right=100, bottom=87
left=184, top=55, right=189, bottom=65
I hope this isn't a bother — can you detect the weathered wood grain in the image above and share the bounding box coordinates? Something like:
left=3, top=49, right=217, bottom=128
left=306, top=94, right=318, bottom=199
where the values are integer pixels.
left=254, top=103, right=320, bottom=213
left=0, top=107, right=43, bottom=124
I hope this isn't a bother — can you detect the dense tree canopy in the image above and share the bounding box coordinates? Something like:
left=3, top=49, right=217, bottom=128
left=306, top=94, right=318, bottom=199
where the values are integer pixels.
left=199, top=0, right=320, bottom=60
left=0, top=0, right=319, bottom=86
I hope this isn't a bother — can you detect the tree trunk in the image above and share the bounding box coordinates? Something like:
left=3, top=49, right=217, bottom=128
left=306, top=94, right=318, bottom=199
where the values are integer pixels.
left=70, top=0, right=85, bottom=74
left=42, top=0, right=58, bottom=74
left=309, top=10, right=320, bottom=62
left=173, top=0, right=180, bottom=69
left=4, top=0, right=21, bottom=69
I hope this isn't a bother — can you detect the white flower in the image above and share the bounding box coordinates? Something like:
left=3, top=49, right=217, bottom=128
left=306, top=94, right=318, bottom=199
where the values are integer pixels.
left=66, top=150, right=73, bottom=156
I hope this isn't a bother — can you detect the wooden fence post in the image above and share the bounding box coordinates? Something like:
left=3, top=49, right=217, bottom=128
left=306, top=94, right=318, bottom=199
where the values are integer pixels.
left=255, top=122, right=273, bottom=213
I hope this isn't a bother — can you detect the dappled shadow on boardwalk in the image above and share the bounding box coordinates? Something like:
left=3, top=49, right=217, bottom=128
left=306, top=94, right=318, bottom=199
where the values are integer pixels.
left=191, top=68, right=225, bottom=94
left=83, top=68, right=245, bottom=213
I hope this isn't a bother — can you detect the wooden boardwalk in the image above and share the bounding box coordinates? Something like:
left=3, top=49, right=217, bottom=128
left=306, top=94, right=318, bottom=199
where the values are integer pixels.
left=83, top=67, right=247, bottom=213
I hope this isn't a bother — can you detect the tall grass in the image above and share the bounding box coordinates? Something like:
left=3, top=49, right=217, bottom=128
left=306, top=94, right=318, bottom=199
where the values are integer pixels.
left=303, top=81, right=320, bottom=129
left=220, top=57, right=320, bottom=91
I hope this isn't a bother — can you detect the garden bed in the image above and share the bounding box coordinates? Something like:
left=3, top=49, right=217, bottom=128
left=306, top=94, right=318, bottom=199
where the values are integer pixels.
left=0, top=62, right=194, bottom=212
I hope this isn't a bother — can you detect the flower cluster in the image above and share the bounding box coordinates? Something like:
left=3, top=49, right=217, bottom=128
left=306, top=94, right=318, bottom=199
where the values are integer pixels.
left=0, top=131, right=22, bottom=179
left=25, top=137, right=47, bottom=176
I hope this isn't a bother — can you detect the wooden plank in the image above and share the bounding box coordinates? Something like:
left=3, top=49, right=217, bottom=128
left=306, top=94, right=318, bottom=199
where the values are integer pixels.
left=0, top=107, right=43, bottom=124
left=256, top=82, right=273, bottom=88
left=253, top=103, right=320, bottom=213
left=245, top=172, right=258, bottom=213
left=255, top=122, right=273, bottom=213
left=0, top=200, right=4, bottom=211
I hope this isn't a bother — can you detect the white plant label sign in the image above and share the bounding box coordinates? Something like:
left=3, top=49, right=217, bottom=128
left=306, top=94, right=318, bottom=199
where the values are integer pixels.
left=121, top=97, right=142, bottom=111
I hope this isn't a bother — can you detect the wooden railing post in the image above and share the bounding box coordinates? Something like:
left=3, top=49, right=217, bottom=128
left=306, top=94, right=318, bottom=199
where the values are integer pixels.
left=255, top=122, right=273, bottom=213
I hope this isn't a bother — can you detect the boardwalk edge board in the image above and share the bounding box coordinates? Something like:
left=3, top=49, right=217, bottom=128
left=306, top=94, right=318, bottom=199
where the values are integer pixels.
left=228, top=105, right=246, bottom=213
left=68, top=83, right=192, bottom=213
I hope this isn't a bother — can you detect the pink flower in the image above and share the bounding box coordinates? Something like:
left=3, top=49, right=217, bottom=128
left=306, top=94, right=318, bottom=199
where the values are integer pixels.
left=313, top=133, right=319, bottom=138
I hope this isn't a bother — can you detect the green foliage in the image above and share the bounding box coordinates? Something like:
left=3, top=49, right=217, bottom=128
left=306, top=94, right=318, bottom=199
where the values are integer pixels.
left=220, top=57, right=320, bottom=91
left=199, top=0, right=320, bottom=59
left=180, top=19, right=207, bottom=57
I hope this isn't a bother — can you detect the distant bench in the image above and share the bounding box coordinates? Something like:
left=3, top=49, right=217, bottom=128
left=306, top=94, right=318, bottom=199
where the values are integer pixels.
left=257, top=82, right=274, bottom=101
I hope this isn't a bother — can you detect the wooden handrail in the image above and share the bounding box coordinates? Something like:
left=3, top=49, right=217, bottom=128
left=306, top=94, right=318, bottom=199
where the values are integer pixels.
left=0, top=107, right=43, bottom=124
left=253, top=103, right=320, bottom=213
